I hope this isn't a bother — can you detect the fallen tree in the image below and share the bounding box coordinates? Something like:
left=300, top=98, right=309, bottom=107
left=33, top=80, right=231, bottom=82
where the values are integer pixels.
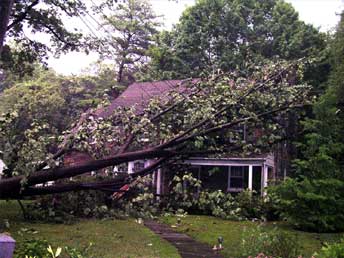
left=0, top=59, right=311, bottom=199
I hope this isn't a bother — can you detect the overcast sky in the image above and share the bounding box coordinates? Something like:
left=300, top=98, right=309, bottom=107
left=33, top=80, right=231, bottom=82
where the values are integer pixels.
left=47, top=0, right=344, bottom=75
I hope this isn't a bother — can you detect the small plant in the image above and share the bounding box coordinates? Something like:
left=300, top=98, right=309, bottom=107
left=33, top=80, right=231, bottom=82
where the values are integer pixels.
left=15, top=238, right=93, bottom=258
left=65, top=242, right=93, bottom=258
left=16, top=239, right=50, bottom=258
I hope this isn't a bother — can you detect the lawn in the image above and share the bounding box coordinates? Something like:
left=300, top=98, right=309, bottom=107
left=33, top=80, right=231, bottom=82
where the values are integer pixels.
left=2, top=200, right=344, bottom=258
left=160, top=215, right=344, bottom=258
left=0, top=200, right=180, bottom=258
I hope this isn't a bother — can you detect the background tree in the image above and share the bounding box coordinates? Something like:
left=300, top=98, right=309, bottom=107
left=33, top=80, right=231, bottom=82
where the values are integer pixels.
left=147, top=0, right=325, bottom=79
left=0, top=65, right=119, bottom=178
left=271, top=12, right=344, bottom=233
left=93, top=0, right=160, bottom=85
left=0, top=0, right=88, bottom=81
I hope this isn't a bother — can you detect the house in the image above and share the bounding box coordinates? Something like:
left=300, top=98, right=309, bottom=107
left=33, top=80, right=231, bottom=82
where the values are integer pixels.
left=92, top=79, right=277, bottom=196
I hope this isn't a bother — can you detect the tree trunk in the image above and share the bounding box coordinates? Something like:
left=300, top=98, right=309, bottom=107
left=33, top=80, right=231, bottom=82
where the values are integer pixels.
left=0, top=148, right=174, bottom=199
left=0, top=0, right=14, bottom=54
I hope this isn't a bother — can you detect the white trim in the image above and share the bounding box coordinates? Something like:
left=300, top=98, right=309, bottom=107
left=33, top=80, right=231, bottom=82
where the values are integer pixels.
left=260, top=164, right=269, bottom=196
left=248, top=165, right=253, bottom=190
left=264, top=165, right=268, bottom=188
left=128, top=161, right=134, bottom=174
left=156, top=168, right=162, bottom=195
left=227, top=166, right=231, bottom=192
left=186, top=160, right=265, bottom=166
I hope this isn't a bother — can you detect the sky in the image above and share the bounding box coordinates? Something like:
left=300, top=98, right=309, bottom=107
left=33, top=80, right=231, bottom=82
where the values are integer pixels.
left=47, top=0, right=344, bottom=75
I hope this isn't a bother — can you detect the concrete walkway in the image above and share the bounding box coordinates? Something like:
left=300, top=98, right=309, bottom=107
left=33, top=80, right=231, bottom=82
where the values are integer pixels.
left=144, top=220, right=224, bottom=258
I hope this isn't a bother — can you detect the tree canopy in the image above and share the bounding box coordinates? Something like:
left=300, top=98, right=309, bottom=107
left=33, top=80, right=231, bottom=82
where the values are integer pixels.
left=270, top=12, right=344, bottom=233
left=0, top=66, right=119, bottom=179
left=147, top=0, right=325, bottom=79
left=0, top=0, right=87, bottom=79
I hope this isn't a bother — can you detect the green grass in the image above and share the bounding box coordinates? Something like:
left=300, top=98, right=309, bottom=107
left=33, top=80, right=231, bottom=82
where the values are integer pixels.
left=0, top=200, right=180, bottom=258
left=160, top=215, right=344, bottom=258
left=2, top=200, right=343, bottom=258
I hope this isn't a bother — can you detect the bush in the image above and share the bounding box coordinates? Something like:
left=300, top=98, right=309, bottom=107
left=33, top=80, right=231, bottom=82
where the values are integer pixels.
left=167, top=172, right=271, bottom=220
left=269, top=178, right=344, bottom=232
left=240, top=226, right=301, bottom=258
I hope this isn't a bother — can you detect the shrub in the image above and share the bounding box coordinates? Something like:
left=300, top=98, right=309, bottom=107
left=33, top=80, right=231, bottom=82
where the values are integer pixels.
left=240, top=226, right=301, bottom=258
left=269, top=178, right=344, bottom=232
left=167, top=172, right=271, bottom=220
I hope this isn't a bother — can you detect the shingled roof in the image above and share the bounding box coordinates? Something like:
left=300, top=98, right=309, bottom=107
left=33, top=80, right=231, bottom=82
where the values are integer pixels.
left=97, top=79, right=196, bottom=118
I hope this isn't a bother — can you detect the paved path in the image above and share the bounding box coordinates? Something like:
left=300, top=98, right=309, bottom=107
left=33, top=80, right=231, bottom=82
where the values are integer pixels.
left=144, top=220, right=224, bottom=258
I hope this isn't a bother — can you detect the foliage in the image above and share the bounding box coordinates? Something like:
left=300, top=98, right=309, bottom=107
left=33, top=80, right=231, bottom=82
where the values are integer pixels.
left=293, top=12, right=344, bottom=180
left=16, top=239, right=50, bottom=258
left=0, top=67, right=119, bottom=178
left=271, top=12, right=344, bottom=233
left=64, top=243, right=93, bottom=258
left=317, top=238, right=344, bottom=258
left=167, top=172, right=271, bottom=220
left=0, top=0, right=88, bottom=78
left=148, top=0, right=325, bottom=79
left=0, top=58, right=311, bottom=199
left=240, top=226, right=301, bottom=258
left=269, top=178, right=344, bottom=232
left=0, top=69, right=66, bottom=177
left=72, top=59, right=310, bottom=166
left=25, top=176, right=160, bottom=221
left=25, top=187, right=113, bottom=222
left=118, top=176, right=161, bottom=218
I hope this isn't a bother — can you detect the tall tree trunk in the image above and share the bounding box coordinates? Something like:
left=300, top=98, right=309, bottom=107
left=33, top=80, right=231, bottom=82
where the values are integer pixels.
left=0, top=0, right=14, bottom=54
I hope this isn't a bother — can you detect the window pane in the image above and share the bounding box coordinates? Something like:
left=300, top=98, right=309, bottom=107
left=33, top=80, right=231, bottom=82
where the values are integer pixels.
left=231, top=166, right=244, bottom=177
left=230, top=166, right=248, bottom=189
left=231, top=177, right=243, bottom=188
left=133, top=161, right=145, bottom=172
left=200, top=166, right=228, bottom=192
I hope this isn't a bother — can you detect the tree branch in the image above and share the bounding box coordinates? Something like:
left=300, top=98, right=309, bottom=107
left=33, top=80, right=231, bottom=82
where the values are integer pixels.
left=7, top=0, right=40, bottom=30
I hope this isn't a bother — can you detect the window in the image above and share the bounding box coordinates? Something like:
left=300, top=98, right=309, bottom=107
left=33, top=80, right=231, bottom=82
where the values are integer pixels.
left=201, top=166, right=228, bottom=192
left=229, top=124, right=247, bottom=143
left=229, top=166, right=248, bottom=190
left=113, top=163, right=128, bottom=174
left=133, top=161, right=145, bottom=172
